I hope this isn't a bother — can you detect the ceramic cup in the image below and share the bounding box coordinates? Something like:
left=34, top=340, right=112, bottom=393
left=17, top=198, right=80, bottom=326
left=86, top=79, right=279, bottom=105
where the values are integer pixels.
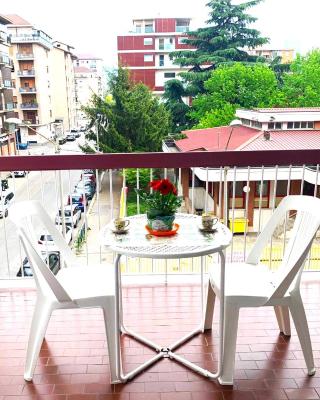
left=113, top=218, right=130, bottom=231
left=201, top=213, right=218, bottom=230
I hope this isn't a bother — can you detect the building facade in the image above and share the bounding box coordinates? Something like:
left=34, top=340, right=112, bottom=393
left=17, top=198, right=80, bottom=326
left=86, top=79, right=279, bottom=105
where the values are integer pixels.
left=74, top=54, right=104, bottom=128
left=7, top=14, right=53, bottom=144
left=117, top=17, right=194, bottom=95
left=248, top=47, right=294, bottom=64
left=0, top=15, right=17, bottom=155
left=50, top=41, right=77, bottom=132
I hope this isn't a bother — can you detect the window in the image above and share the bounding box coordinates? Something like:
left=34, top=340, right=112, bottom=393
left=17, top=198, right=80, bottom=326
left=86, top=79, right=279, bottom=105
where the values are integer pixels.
left=287, top=122, right=293, bottom=129
left=252, top=120, right=262, bottom=129
left=287, top=121, right=314, bottom=129
left=308, top=121, right=314, bottom=128
left=178, top=37, right=186, bottom=45
left=268, top=122, right=282, bottom=130
left=145, top=24, right=153, bottom=33
left=159, top=55, right=164, bottom=66
left=159, top=38, right=164, bottom=50
left=164, top=72, right=175, bottom=78
left=144, top=38, right=153, bottom=46
left=144, top=54, right=153, bottom=62
left=229, top=182, right=245, bottom=208
left=254, top=182, right=269, bottom=208
left=135, top=25, right=142, bottom=33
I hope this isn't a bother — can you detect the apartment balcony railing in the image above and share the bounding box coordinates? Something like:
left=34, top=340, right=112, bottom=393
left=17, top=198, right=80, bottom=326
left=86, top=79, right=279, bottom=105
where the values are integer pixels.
left=20, top=102, right=38, bottom=109
left=0, top=149, right=320, bottom=280
left=16, top=53, right=34, bottom=60
left=5, top=102, right=17, bottom=110
left=0, top=52, right=10, bottom=65
left=11, top=34, right=52, bottom=50
left=17, top=69, right=35, bottom=76
left=0, top=30, right=10, bottom=44
left=176, top=25, right=190, bottom=32
left=19, top=87, right=37, bottom=93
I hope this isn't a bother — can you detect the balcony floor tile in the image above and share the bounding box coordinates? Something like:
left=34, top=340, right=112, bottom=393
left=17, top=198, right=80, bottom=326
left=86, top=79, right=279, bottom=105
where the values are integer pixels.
left=0, top=279, right=320, bottom=399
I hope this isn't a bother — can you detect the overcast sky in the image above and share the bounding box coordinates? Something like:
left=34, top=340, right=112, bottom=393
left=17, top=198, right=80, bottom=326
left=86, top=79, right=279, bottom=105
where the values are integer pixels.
left=2, top=0, right=320, bottom=68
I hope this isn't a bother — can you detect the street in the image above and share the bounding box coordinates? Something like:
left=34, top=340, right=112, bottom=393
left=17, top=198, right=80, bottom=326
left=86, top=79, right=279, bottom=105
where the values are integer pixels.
left=0, top=135, right=88, bottom=278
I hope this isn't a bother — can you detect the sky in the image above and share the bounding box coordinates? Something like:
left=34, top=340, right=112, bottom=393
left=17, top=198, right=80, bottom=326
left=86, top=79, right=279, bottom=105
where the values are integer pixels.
left=2, top=0, right=320, bottom=68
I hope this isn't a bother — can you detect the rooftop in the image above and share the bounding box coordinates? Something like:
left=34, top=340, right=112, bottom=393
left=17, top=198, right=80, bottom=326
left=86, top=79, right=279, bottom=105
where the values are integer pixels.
left=5, top=14, right=32, bottom=26
left=76, top=53, right=103, bottom=61
left=74, top=66, right=93, bottom=74
left=254, top=108, right=320, bottom=113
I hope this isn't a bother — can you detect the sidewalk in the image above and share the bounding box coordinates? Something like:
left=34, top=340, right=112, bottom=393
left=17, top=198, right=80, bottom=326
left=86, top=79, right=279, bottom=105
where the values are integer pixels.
left=76, top=170, right=122, bottom=264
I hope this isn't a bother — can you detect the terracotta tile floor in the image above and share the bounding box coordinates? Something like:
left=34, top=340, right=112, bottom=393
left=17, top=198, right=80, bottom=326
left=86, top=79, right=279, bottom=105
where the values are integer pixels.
left=0, top=278, right=320, bottom=400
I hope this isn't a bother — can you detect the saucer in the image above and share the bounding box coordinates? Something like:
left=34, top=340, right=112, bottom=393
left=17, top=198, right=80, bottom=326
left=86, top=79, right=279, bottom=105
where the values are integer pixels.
left=198, top=224, right=217, bottom=233
left=111, top=226, right=129, bottom=234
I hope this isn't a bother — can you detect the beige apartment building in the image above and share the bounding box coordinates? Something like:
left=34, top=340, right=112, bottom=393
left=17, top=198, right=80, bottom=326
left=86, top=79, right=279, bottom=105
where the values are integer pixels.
left=0, top=15, right=17, bottom=154
left=74, top=54, right=104, bottom=127
left=6, top=14, right=77, bottom=144
left=49, top=41, right=77, bottom=132
left=248, top=47, right=295, bottom=64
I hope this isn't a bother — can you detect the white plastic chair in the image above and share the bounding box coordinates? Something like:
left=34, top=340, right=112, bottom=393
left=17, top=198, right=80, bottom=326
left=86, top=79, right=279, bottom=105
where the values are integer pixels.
left=204, top=195, right=320, bottom=385
left=10, top=200, right=119, bottom=383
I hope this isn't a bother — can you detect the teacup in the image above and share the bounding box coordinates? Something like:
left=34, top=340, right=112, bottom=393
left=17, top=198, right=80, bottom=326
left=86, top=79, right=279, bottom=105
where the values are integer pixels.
left=113, top=218, right=130, bottom=232
left=201, top=213, right=218, bottom=230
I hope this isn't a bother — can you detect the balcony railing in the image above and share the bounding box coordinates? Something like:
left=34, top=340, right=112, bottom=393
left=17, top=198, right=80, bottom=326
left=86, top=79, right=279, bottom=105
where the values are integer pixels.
left=19, top=87, right=37, bottom=93
left=0, top=30, right=9, bottom=43
left=0, top=149, right=320, bottom=280
left=20, top=102, right=38, bottom=109
left=11, top=34, right=52, bottom=49
left=176, top=25, right=190, bottom=33
left=16, top=53, right=34, bottom=60
left=0, top=52, right=10, bottom=65
left=5, top=102, right=17, bottom=110
left=17, top=69, right=35, bottom=76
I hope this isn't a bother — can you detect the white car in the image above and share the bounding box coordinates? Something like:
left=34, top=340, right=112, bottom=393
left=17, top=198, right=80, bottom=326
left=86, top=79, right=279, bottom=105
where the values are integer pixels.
left=55, top=205, right=81, bottom=228
left=11, top=171, right=27, bottom=177
left=38, top=225, right=73, bottom=250
left=0, top=190, right=14, bottom=218
left=66, top=131, right=76, bottom=141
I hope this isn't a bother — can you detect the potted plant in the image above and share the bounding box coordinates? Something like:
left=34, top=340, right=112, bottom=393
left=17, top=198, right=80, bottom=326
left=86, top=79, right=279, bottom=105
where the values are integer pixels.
left=136, top=178, right=182, bottom=231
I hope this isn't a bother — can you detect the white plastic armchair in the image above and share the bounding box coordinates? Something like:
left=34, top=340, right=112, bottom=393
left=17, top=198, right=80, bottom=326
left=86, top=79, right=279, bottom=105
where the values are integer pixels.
left=9, top=200, right=119, bottom=383
left=204, top=195, right=320, bottom=385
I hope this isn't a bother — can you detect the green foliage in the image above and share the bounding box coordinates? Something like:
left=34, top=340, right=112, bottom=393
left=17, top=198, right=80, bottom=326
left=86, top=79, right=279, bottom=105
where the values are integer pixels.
left=190, top=63, right=282, bottom=127
left=123, top=168, right=161, bottom=190
left=195, top=104, right=236, bottom=129
left=83, top=67, right=171, bottom=153
left=281, top=50, right=320, bottom=107
left=170, top=0, right=268, bottom=95
left=162, top=79, right=193, bottom=133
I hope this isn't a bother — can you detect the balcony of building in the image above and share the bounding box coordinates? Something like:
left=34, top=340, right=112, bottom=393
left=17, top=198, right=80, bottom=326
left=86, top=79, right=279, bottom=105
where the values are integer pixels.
left=20, top=102, right=38, bottom=110
left=0, top=150, right=319, bottom=399
left=5, top=102, right=17, bottom=111
left=16, top=53, right=35, bottom=60
left=17, top=69, right=35, bottom=77
left=19, top=87, right=37, bottom=94
left=11, top=32, right=52, bottom=50
left=0, top=51, right=10, bottom=65
left=0, top=30, right=10, bottom=44
left=175, top=19, right=191, bottom=33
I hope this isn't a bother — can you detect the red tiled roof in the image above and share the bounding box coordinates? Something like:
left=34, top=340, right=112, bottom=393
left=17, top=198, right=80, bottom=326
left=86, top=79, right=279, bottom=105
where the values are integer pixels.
left=255, top=107, right=320, bottom=113
left=5, top=14, right=31, bottom=25
left=241, top=130, right=320, bottom=151
left=74, top=66, right=92, bottom=73
left=175, top=126, right=260, bottom=152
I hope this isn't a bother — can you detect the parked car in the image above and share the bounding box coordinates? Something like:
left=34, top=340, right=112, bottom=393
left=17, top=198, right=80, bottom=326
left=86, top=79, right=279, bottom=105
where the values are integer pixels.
left=58, top=136, right=67, bottom=145
left=16, top=251, right=60, bottom=277
left=74, top=182, right=95, bottom=200
left=67, top=193, right=88, bottom=212
left=0, top=190, right=14, bottom=218
left=82, top=171, right=96, bottom=184
left=66, top=131, right=76, bottom=141
left=55, top=205, right=81, bottom=228
left=79, top=126, right=87, bottom=132
left=38, top=225, right=73, bottom=249
left=11, top=171, right=27, bottom=178
left=70, top=128, right=80, bottom=138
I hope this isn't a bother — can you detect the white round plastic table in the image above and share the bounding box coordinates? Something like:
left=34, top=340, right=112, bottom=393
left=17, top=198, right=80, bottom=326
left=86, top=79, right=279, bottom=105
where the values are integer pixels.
left=100, top=213, right=232, bottom=383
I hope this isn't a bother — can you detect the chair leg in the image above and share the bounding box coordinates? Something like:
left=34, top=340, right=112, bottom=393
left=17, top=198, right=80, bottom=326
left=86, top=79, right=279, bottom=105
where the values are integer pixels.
left=103, top=300, right=121, bottom=384
left=289, top=293, right=315, bottom=376
left=24, top=298, right=52, bottom=381
left=274, top=305, right=291, bottom=336
left=218, top=303, right=240, bottom=386
left=203, top=281, right=216, bottom=331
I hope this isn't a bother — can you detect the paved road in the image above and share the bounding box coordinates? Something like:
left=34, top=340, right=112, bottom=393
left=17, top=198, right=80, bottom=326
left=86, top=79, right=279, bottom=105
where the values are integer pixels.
left=0, top=136, right=87, bottom=278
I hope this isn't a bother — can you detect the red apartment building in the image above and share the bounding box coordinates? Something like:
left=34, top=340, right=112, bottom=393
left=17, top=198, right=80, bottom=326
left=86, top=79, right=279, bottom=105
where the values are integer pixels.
left=117, top=17, right=193, bottom=95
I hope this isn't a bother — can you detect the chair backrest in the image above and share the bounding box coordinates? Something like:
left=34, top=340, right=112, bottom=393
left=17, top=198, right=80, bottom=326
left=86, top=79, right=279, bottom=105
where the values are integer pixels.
left=9, top=200, right=75, bottom=302
left=246, top=195, right=320, bottom=300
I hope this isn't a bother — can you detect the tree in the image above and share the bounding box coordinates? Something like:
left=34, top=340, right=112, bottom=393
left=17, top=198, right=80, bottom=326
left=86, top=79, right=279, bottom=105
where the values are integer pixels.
left=191, top=63, right=282, bottom=127
left=281, top=50, right=320, bottom=107
left=83, top=68, right=171, bottom=153
left=162, top=79, right=193, bottom=133
left=170, top=0, right=268, bottom=95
